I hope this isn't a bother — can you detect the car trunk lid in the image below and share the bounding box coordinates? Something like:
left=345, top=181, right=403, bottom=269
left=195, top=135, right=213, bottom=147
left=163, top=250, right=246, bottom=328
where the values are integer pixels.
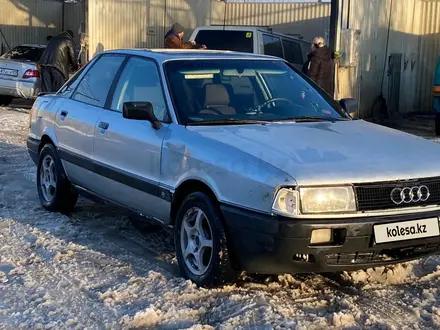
left=0, top=58, right=40, bottom=81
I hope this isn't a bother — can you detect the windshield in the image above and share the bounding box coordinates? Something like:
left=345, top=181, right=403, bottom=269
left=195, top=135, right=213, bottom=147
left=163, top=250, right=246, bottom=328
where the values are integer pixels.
left=164, top=59, right=348, bottom=125
left=0, top=46, right=45, bottom=62
left=194, top=30, right=254, bottom=53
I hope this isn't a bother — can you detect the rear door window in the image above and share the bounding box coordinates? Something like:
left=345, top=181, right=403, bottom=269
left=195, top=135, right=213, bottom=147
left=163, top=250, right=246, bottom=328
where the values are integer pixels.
left=282, top=39, right=303, bottom=65
left=72, top=55, right=125, bottom=108
left=262, top=34, right=284, bottom=59
left=194, top=30, right=253, bottom=53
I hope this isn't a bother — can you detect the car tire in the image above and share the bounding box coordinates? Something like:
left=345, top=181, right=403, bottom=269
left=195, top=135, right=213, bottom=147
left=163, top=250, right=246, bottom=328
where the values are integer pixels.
left=174, top=192, right=237, bottom=287
left=37, top=143, right=78, bottom=214
left=436, top=117, right=440, bottom=136
left=0, top=96, right=13, bottom=107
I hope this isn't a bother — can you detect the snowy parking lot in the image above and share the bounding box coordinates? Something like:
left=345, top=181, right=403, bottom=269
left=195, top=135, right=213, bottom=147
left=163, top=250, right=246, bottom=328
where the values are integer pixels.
left=2, top=106, right=440, bottom=329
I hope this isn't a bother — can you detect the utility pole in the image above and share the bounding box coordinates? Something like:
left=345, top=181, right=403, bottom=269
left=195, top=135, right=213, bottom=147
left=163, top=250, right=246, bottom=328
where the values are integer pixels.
left=329, top=0, right=339, bottom=97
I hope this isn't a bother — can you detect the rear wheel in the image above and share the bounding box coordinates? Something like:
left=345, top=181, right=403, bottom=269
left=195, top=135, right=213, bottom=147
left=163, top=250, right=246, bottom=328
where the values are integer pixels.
left=174, top=192, right=237, bottom=287
left=0, top=95, right=13, bottom=107
left=37, top=143, right=78, bottom=214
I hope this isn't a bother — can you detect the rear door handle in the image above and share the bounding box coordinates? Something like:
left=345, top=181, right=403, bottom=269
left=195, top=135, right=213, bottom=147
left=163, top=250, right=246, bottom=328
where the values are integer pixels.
left=98, top=121, right=108, bottom=134
left=98, top=121, right=109, bottom=130
left=60, top=110, right=68, bottom=120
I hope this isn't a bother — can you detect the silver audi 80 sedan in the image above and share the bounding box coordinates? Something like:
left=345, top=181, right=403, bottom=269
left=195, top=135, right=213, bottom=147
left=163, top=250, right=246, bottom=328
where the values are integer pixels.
left=27, top=49, right=440, bottom=286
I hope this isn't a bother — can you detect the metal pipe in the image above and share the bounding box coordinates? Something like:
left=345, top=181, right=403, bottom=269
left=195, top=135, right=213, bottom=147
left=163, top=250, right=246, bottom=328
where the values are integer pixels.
left=62, top=1, right=65, bottom=31
left=0, top=28, right=11, bottom=51
left=329, top=0, right=340, bottom=97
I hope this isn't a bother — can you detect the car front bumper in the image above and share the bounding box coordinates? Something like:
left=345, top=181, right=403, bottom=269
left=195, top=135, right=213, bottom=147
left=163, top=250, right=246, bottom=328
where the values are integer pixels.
left=221, top=205, right=440, bottom=274
left=27, top=137, right=40, bottom=165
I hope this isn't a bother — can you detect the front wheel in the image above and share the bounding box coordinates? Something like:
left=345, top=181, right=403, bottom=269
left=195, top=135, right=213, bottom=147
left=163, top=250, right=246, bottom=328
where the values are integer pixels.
left=37, top=143, right=78, bottom=213
left=174, top=192, right=237, bottom=287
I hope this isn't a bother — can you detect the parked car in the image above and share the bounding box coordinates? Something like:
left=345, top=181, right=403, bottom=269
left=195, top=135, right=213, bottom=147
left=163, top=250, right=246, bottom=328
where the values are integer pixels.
left=27, top=49, right=440, bottom=287
left=0, top=44, right=46, bottom=106
left=189, top=25, right=311, bottom=70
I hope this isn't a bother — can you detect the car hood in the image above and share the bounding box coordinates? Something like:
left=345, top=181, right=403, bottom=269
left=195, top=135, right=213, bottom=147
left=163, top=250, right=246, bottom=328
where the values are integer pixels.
left=187, top=120, right=440, bottom=185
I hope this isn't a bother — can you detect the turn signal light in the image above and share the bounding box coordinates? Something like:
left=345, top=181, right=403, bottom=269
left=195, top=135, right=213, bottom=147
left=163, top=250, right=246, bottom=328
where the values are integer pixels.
left=23, top=69, right=40, bottom=79
left=434, top=86, right=440, bottom=97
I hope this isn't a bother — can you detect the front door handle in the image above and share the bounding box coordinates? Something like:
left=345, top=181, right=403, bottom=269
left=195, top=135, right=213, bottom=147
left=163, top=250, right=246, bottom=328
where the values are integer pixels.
left=98, top=122, right=109, bottom=130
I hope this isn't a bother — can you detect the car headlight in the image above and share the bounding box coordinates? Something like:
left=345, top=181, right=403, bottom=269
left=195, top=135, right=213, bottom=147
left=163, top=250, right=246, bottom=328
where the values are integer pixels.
left=272, top=188, right=299, bottom=216
left=299, top=186, right=356, bottom=214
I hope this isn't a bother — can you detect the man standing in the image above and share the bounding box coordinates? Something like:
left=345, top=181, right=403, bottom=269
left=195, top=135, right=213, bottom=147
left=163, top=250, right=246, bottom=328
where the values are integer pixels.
left=164, top=23, right=205, bottom=49
left=38, top=30, right=78, bottom=93
left=304, top=36, right=334, bottom=95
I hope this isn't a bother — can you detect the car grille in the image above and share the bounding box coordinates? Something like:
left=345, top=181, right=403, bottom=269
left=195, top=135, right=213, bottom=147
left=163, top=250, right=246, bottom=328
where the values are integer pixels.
left=354, top=177, right=440, bottom=211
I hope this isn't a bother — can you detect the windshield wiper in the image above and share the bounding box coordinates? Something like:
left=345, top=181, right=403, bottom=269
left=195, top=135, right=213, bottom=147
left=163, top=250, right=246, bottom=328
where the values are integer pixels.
left=187, top=119, right=269, bottom=126
left=274, top=116, right=343, bottom=123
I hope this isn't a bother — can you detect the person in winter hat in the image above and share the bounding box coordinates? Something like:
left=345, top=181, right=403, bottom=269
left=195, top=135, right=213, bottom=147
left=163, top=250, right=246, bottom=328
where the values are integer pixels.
left=164, top=23, right=205, bottom=49
left=304, top=36, right=334, bottom=95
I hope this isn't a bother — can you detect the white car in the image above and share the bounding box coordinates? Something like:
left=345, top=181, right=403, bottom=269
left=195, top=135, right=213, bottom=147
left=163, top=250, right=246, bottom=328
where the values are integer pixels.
left=190, top=26, right=311, bottom=70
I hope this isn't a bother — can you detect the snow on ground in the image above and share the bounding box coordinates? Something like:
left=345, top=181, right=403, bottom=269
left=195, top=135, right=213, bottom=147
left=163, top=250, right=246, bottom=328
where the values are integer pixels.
left=1, top=106, right=440, bottom=329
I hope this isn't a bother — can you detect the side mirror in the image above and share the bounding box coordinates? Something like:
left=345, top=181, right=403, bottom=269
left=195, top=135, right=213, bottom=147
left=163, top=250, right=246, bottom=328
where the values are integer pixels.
left=123, top=102, right=162, bottom=130
left=339, top=98, right=358, bottom=119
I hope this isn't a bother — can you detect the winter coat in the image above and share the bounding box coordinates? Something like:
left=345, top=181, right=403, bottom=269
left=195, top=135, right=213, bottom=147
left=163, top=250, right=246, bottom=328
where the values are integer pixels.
left=164, top=30, right=196, bottom=49
left=305, top=46, right=334, bottom=95
left=38, top=31, right=78, bottom=80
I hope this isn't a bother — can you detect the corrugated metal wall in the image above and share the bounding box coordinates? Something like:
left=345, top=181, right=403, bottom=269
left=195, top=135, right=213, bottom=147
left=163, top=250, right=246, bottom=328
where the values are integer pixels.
left=338, top=0, right=440, bottom=116
left=211, top=1, right=331, bottom=42
left=0, top=0, right=62, bottom=53
left=417, top=0, right=440, bottom=112
left=87, top=0, right=331, bottom=60
left=88, top=0, right=213, bottom=57
left=88, top=0, right=149, bottom=56
left=63, top=2, right=84, bottom=47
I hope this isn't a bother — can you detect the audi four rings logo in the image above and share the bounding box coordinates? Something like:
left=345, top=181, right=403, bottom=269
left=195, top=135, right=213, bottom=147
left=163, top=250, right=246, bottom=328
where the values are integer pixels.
left=390, top=186, right=430, bottom=205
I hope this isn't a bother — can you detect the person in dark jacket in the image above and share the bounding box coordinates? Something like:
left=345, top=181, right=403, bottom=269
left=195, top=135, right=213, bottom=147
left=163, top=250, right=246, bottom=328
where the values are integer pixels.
left=303, top=36, right=334, bottom=95
left=38, top=30, right=78, bottom=93
left=164, top=23, right=206, bottom=49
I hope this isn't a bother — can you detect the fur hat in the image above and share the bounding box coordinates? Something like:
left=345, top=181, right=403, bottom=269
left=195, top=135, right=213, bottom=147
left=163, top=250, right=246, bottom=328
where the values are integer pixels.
left=172, top=23, right=184, bottom=34
left=312, top=36, right=325, bottom=48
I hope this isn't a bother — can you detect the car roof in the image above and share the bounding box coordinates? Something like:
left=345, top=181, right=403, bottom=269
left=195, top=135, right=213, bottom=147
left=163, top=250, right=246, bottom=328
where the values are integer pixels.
left=102, top=48, right=285, bottom=63
left=193, top=25, right=308, bottom=43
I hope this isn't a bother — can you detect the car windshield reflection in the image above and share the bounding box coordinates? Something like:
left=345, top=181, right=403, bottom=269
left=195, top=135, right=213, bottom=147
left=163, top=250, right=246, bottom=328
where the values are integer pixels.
left=164, top=59, right=348, bottom=125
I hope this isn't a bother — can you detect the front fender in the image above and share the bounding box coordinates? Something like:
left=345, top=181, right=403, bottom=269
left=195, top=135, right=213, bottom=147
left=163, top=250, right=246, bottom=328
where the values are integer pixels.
left=161, top=125, right=297, bottom=214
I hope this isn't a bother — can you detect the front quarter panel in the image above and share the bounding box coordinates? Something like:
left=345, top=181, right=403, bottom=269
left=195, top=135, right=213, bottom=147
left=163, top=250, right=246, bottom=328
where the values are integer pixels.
left=161, top=124, right=296, bottom=214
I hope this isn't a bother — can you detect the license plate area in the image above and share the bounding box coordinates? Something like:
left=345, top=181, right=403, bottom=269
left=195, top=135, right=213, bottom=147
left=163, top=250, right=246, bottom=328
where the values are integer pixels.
left=0, top=68, right=18, bottom=77
left=374, top=218, right=440, bottom=244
